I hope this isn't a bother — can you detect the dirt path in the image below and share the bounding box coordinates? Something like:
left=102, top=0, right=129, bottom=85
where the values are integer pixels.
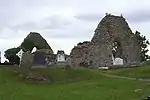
left=102, top=73, right=150, bottom=82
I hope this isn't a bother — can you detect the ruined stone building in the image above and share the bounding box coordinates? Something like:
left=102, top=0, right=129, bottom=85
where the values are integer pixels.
left=70, top=14, right=140, bottom=68
left=20, top=32, right=55, bottom=68
left=19, top=32, right=69, bottom=68
left=23, top=32, right=53, bottom=51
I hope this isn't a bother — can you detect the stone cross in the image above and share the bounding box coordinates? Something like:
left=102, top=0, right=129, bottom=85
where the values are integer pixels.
left=16, top=49, right=24, bottom=67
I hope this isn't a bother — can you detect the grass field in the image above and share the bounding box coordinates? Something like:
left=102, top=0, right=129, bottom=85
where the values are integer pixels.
left=103, top=66, right=150, bottom=78
left=0, top=67, right=150, bottom=100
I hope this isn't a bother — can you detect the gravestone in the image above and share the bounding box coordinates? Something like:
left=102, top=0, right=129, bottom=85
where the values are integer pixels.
left=112, top=54, right=123, bottom=65
left=113, top=58, right=123, bottom=65
left=32, top=49, right=55, bottom=68
left=31, top=51, right=47, bottom=68
left=56, top=50, right=66, bottom=62
left=33, top=52, right=46, bottom=66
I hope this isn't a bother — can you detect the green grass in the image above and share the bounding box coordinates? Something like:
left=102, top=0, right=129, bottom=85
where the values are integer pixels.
left=103, top=66, right=150, bottom=78
left=0, top=67, right=150, bottom=100
left=28, top=67, right=101, bottom=83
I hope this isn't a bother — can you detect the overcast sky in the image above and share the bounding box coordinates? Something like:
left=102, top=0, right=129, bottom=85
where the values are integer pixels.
left=0, top=0, right=150, bottom=62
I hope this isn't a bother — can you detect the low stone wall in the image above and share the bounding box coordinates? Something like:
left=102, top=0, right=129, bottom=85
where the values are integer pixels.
left=31, top=65, right=47, bottom=69
left=56, top=62, right=67, bottom=67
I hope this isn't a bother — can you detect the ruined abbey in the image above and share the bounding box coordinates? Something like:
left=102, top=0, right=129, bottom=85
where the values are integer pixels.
left=18, top=14, right=141, bottom=68
left=69, top=14, right=141, bottom=68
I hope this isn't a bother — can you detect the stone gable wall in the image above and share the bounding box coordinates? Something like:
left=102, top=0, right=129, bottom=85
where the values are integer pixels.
left=69, top=14, right=140, bottom=68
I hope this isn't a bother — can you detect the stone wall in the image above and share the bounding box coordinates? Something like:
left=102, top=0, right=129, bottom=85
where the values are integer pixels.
left=70, top=41, right=93, bottom=67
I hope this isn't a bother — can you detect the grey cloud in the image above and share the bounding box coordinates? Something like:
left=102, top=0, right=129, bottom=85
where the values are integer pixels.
left=12, top=15, right=72, bottom=31
left=43, top=16, right=72, bottom=29
left=75, top=13, right=103, bottom=21
left=0, top=0, right=61, bottom=8
left=7, top=14, right=94, bottom=40
left=0, top=13, right=95, bottom=40
left=0, top=0, right=72, bottom=28
left=0, top=28, right=17, bottom=39
left=41, top=28, right=94, bottom=39
left=125, top=9, right=150, bottom=23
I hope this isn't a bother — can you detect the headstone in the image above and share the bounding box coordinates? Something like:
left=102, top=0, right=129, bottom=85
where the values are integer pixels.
left=114, top=58, right=123, bottom=65
left=112, top=54, right=123, bottom=65
left=56, top=50, right=65, bottom=62
left=57, top=54, right=65, bottom=62
left=33, top=52, right=46, bottom=66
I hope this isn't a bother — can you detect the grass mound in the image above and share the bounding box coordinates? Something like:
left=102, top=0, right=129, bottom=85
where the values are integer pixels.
left=15, top=67, right=104, bottom=84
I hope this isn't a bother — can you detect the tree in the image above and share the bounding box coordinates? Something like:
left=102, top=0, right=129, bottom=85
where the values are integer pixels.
left=21, top=39, right=35, bottom=52
left=4, top=47, right=20, bottom=64
left=135, top=31, right=150, bottom=61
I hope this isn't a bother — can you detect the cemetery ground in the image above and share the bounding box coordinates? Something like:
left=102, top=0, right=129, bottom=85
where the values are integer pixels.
left=0, top=66, right=150, bottom=100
